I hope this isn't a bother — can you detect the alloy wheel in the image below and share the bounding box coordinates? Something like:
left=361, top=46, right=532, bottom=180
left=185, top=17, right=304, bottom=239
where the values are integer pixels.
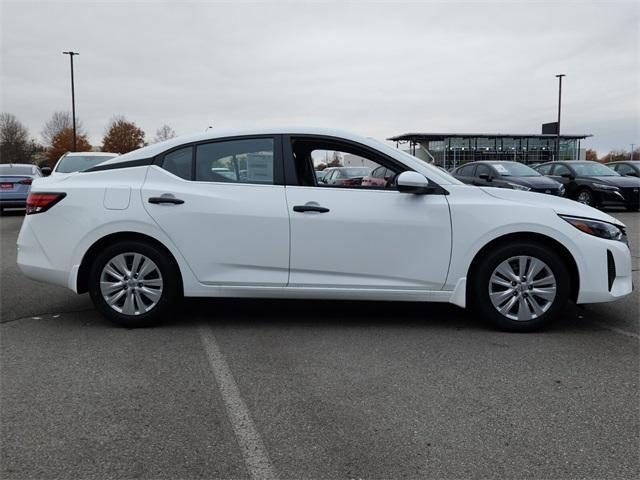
left=577, top=190, right=593, bottom=205
left=488, top=255, right=557, bottom=321
left=100, top=252, right=163, bottom=315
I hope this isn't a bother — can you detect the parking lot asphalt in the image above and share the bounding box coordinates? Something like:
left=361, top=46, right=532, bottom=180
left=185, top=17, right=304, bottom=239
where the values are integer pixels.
left=1, top=210, right=638, bottom=479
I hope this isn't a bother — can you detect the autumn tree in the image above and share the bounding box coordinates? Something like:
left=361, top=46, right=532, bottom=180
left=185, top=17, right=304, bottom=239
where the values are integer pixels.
left=153, top=124, right=176, bottom=143
left=46, top=128, right=92, bottom=166
left=585, top=149, right=598, bottom=161
left=102, top=116, right=146, bottom=153
left=601, top=150, right=629, bottom=163
left=41, top=111, right=85, bottom=147
left=0, top=113, right=41, bottom=163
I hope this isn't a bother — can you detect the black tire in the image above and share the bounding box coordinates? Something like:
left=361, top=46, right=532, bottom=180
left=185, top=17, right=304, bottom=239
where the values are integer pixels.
left=469, top=242, right=570, bottom=332
left=576, top=188, right=596, bottom=207
left=88, top=240, right=180, bottom=327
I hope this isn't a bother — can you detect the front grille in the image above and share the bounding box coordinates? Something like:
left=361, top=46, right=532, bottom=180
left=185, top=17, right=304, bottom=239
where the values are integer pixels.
left=532, top=188, right=561, bottom=196
left=620, top=187, right=640, bottom=204
left=607, top=250, right=616, bottom=291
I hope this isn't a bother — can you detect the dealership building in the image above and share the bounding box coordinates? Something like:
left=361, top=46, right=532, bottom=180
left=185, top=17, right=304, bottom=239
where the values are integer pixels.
left=388, top=131, right=591, bottom=170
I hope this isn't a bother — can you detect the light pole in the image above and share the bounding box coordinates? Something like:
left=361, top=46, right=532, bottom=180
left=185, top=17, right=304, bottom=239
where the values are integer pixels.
left=555, top=74, right=565, bottom=161
left=631, top=143, right=635, bottom=161
left=63, top=51, right=79, bottom=151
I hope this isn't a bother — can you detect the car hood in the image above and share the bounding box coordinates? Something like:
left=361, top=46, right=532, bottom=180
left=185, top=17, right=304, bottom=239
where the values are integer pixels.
left=480, top=187, right=624, bottom=226
left=585, top=175, right=640, bottom=187
left=502, top=176, right=561, bottom=188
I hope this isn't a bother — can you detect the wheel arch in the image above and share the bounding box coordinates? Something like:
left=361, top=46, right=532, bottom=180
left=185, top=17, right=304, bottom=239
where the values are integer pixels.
left=466, top=232, right=580, bottom=303
left=76, top=231, right=184, bottom=295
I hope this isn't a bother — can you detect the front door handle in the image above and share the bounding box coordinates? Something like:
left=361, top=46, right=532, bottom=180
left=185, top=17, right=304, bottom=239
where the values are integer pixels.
left=293, top=204, right=330, bottom=213
left=148, top=196, right=184, bottom=205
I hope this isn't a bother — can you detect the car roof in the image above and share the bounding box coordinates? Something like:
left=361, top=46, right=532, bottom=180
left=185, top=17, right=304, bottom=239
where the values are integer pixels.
left=63, top=151, right=118, bottom=157
left=0, top=163, right=36, bottom=167
left=96, top=127, right=386, bottom=166
left=608, top=160, right=639, bottom=164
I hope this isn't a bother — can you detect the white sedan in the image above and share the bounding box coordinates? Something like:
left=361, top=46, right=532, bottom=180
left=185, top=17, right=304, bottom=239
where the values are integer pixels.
left=17, top=127, right=632, bottom=331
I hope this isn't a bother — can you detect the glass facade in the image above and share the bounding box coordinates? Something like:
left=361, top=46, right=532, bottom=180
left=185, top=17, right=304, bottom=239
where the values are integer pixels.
left=417, top=136, right=580, bottom=170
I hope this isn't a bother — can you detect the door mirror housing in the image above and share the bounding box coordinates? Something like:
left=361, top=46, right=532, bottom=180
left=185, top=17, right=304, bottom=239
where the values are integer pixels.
left=478, top=173, right=492, bottom=181
left=396, top=171, right=434, bottom=194
left=41, top=167, right=52, bottom=177
left=560, top=172, right=575, bottom=180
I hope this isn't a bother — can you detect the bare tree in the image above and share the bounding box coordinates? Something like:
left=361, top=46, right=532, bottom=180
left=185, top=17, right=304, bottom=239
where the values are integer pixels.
left=0, top=113, right=36, bottom=163
left=41, top=111, right=85, bottom=147
left=153, top=124, right=176, bottom=143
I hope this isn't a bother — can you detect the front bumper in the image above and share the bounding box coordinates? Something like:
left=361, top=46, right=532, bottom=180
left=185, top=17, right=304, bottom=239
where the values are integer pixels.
left=576, top=236, right=633, bottom=304
left=597, top=187, right=640, bottom=207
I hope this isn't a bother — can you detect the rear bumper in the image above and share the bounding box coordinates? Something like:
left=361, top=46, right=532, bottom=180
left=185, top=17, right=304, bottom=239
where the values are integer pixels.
left=0, top=199, right=26, bottom=208
left=17, top=219, right=70, bottom=289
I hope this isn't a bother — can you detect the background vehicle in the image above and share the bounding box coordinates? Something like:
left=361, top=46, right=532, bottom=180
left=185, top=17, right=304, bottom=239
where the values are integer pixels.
left=321, top=166, right=371, bottom=186
left=52, top=152, right=118, bottom=175
left=0, top=164, right=43, bottom=214
left=361, top=165, right=396, bottom=187
left=17, top=128, right=632, bottom=333
left=606, top=160, right=640, bottom=178
left=315, top=169, right=329, bottom=182
left=536, top=161, right=640, bottom=210
left=451, top=161, right=565, bottom=195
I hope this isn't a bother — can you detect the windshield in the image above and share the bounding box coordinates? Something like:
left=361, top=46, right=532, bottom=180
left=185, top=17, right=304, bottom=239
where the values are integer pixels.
left=572, top=163, right=619, bottom=177
left=342, top=167, right=371, bottom=177
left=56, top=155, right=116, bottom=173
left=0, top=165, right=35, bottom=175
left=489, top=162, right=540, bottom=177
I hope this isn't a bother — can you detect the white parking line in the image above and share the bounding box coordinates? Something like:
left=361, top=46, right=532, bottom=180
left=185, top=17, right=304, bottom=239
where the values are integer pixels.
left=198, top=324, right=278, bottom=480
left=589, top=320, right=639, bottom=339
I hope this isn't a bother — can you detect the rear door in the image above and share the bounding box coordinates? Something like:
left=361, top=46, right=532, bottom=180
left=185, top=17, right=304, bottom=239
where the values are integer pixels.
left=141, top=136, right=290, bottom=286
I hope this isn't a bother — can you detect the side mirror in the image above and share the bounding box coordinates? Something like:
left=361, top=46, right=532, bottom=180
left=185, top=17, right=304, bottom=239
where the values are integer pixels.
left=478, top=173, right=492, bottom=181
left=41, top=167, right=52, bottom=177
left=561, top=173, right=575, bottom=180
left=625, top=172, right=638, bottom=177
left=396, top=171, right=433, bottom=194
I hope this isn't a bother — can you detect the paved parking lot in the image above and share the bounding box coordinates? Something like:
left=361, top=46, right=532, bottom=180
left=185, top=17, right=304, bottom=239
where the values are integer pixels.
left=1, top=210, right=638, bottom=479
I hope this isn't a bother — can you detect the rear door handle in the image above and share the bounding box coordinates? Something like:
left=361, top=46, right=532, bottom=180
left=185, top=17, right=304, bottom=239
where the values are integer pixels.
left=148, top=196, right=184, bottom=205
left=293, top=205, right=330, bottom=213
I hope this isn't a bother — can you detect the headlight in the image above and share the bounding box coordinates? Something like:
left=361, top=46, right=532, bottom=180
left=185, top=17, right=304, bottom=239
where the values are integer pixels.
left=507, top=182, right=531, bottom=191
left=560, top=215, right=626, bottom=241
left=592, top=183, right=619, bottom=191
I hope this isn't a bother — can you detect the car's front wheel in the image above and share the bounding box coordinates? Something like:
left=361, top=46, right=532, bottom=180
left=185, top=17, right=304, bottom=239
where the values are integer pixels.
left=470, top=242, right=570, bottom=332
left=88, top=240, right=179, bottom=327
left=576, top=188, right=596, bottom=207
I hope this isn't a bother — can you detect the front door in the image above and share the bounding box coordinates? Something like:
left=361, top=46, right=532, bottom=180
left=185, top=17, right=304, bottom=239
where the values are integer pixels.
left=284, top=136, right=452, bottom=290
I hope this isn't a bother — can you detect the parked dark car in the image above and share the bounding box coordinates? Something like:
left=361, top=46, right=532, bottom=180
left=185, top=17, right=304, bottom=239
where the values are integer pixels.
left=321, top=167, right=371, bottom=186
left=0, top=163, right=47, bottom=214
left=535, top=161, right=640, bottom=211
left=606, top=160, right=640, bottom=178
left=451, top=161, right=565, bottom=195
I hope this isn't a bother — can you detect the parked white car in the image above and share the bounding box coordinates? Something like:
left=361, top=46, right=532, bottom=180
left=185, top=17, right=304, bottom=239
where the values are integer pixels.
left=17, top=128, right=632, bottom=331
left=52, top=151, right=119, bottom=175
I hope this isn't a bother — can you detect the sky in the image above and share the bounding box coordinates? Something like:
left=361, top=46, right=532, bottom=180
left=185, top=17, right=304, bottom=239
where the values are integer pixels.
left=1, top=0, right=638, bottom=155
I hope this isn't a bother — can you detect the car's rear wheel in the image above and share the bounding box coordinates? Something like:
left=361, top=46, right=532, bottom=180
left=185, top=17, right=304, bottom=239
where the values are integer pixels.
left=470, top=242, right=570, bottom=332
left=89, top=241, right=179, bottom=327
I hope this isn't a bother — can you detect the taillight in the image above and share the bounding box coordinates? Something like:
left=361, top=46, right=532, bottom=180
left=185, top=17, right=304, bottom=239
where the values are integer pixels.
left=26, top=192, right=66, bottom=215
left=19, top=178, right=33, bottom=185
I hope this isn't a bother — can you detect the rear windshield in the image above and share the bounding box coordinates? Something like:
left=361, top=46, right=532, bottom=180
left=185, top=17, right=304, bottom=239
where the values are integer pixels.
left=56, top=155, right=116, bottom=173
left=341, top=167, right=371, bottom=177
left=0, top=165, right=35, bottom=175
